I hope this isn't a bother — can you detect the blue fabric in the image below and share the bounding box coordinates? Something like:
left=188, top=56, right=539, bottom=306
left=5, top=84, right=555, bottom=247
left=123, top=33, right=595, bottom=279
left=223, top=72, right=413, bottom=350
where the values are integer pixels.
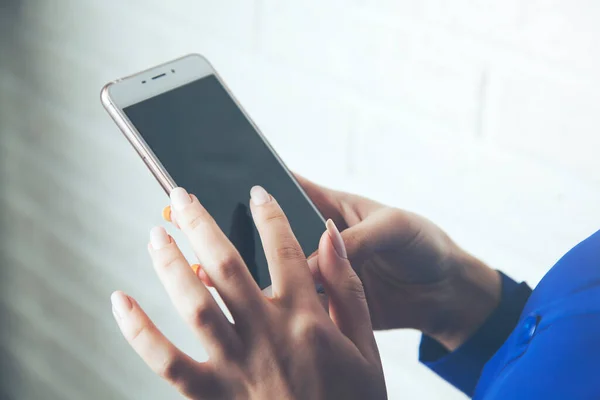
left=419, top=229, right=600, bottom=399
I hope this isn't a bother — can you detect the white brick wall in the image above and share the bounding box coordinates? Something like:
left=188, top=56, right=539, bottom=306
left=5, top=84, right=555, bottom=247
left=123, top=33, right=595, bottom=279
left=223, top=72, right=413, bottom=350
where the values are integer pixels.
left=1, top=0, right=599, bottom=399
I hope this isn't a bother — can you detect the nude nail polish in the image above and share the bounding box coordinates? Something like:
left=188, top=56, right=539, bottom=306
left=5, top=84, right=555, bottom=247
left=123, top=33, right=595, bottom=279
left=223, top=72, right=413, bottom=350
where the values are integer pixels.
left=111, top=291, right=132, bottom=319
left=150, top=226, right=170, bottom=249
left=171, top=187, right=192, bottom=210
left=326, top=219, right=347, bottom=259
left=250, top=185, right=270, bottom=205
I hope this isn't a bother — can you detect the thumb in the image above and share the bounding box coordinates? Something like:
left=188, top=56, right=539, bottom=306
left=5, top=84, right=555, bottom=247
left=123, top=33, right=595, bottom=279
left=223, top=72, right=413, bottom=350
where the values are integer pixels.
left=316, top=219, right=380, bottom=364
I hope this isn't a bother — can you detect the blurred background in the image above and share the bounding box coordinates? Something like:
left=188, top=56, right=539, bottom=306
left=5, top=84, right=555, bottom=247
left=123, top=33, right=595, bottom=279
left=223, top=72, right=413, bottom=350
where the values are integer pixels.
left=2, top=0, right=600, bottom=398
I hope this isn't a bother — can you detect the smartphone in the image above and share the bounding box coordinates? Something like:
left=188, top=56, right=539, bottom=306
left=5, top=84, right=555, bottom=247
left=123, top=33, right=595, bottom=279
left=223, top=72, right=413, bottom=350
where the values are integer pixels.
left=101, top=54, right=325, bottom=291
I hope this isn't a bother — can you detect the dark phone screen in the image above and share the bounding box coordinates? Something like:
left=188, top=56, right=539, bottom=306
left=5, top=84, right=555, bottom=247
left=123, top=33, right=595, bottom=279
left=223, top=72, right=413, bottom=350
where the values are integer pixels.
left=123, top=75, right=324, bottom=289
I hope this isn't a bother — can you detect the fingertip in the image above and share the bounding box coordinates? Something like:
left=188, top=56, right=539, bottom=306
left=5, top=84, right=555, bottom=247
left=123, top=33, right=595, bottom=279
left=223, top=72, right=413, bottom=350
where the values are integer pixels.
left=317, top=228, right=346, bottom=283
left=325, top=219, right=347, bottom=259
left=110, top=290, right=129, bottom=303
left=111, top=290, right=133, bottom=320
left=170, top=187, right=192, bottom=210
left=250, top=185, right=271, bottom=206
left=150, top=226, right=171, bottom=250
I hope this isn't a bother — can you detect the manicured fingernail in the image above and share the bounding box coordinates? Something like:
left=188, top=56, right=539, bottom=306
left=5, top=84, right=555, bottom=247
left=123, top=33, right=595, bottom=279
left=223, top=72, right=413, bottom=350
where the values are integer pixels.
left=191, top=263, right=201, bottom=275
left=250, top=185, right=270, bottom=205
left=111, top=291, right=132, bottom=319
left=150, top=226, right=170, bottom=249
left=170, top=187, right=192, bottom=210
left=326, top=219, right=347, bottom=259
left=162, top=205, right=172, bottom=222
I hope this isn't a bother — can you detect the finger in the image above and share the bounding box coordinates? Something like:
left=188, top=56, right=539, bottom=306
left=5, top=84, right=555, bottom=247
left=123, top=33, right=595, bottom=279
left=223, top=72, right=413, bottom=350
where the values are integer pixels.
left=191, top=263, right=215, bottom=287
left=162, top=207, right=208, bottom=283
left=148, top=226, right=239, bottom=358
left=170, top=188, right=264, bottom=323
left=293, top=173, right=346, bottom=227
left=315, top=220, right=381, bottom=365
left=249, top=185, right=316, bottom=301
left=162, top=205, right=180, bottom=229
left=111, top=291, right=223, bottom=398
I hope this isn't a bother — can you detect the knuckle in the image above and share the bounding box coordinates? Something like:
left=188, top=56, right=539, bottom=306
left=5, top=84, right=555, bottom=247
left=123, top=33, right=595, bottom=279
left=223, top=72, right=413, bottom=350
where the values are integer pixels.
left=262, top=208, right=287, bottom=225
left=188, top=301, right=217, bottom=330
left=185, top=213, right=207, bottom=231
left=275, top=241, right=305, bottom=261
left=343, top=232, right=364, bottom=254
left=215, top=253, right=241, bottom=281
left=293, top=315, right=329, bottom=345
left=342, top=232, right=368, bottom=259
left=161, top=253, right=181, bottom=271
left=128, top=321, right=150, bottom=345
left=345, top=273, right=367, bottom=301
left=158, top=354, right=186, bottom=383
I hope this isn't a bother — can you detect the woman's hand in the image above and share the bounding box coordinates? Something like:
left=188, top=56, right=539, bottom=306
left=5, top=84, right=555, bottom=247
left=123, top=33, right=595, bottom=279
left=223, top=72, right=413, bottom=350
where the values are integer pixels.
left=111, top=186, right=387, bottom=399
left=297, top=176, right=501, bottom=351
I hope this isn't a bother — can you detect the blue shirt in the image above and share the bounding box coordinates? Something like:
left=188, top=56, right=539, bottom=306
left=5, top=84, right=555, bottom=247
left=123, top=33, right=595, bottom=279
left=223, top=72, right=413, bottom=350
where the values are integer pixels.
left=419, top=230, right=600, bottom=399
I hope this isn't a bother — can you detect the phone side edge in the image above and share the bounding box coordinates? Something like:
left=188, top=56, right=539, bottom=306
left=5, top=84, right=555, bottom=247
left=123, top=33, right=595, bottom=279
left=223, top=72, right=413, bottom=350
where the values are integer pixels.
left=100, top=82, right=177, bottom=195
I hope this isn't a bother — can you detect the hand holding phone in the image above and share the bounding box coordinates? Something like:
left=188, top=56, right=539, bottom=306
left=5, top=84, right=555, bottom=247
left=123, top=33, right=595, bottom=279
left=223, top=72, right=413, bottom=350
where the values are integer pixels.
left=110, top=185, right=386, bottom=399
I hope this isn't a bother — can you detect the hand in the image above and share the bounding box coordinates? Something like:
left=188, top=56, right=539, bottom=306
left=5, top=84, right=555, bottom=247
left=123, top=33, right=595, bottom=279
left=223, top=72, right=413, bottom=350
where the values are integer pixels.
left=297, top=176, right=501, bottom=351
left=111, top=186, right=387, bottom=399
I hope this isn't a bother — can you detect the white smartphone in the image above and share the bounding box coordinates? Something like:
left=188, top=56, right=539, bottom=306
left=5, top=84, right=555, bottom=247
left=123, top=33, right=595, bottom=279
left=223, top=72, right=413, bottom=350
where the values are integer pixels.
left=101, top=54, right=325, bottom=291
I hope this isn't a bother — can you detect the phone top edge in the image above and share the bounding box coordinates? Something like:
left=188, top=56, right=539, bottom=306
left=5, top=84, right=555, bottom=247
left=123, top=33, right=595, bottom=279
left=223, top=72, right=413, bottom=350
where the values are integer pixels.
left=102, top=54, right=213, bottom=108
left=108, top=53, right=208, bottom=84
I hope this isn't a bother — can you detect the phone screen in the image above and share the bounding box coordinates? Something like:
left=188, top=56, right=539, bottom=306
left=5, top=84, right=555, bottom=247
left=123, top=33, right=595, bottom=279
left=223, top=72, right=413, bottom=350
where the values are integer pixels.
left=123, top=75, right=324, bottom=289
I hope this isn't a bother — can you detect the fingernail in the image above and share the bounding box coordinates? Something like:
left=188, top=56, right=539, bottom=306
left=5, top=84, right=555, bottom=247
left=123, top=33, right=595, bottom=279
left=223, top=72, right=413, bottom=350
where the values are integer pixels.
left=326, top=219, right=347, bottom=259
left=111, top=291, right=132, bottom=319
left=171, top=187, right=192, bottom=210
left=162, top=205, right=172, bottom=222
left=191, top=263, right=201, bottom=275
left=250, top=185, right=270, bottom=205
left=150, top=226, right=171, bottom=249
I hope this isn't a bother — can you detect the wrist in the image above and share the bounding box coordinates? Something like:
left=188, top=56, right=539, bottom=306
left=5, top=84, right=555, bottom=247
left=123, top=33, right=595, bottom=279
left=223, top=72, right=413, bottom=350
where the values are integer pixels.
left=424, top=249, right=502, bottom=352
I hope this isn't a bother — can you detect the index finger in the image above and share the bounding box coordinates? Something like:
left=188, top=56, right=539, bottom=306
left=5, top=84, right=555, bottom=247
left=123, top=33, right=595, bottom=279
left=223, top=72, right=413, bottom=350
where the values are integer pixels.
left=248, top=186, right=317, bottom=302
left=170, top=187, right=264, bottom=324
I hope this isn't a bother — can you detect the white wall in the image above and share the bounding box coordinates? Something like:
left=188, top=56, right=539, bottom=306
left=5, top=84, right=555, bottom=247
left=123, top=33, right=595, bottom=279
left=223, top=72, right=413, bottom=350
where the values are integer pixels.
left=1, top=0, right=600, bottom=399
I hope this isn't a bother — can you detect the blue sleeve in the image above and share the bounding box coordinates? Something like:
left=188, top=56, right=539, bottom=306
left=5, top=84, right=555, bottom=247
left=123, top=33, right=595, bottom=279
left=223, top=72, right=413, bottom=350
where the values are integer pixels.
left=418, top=272, right=532, bottom=397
